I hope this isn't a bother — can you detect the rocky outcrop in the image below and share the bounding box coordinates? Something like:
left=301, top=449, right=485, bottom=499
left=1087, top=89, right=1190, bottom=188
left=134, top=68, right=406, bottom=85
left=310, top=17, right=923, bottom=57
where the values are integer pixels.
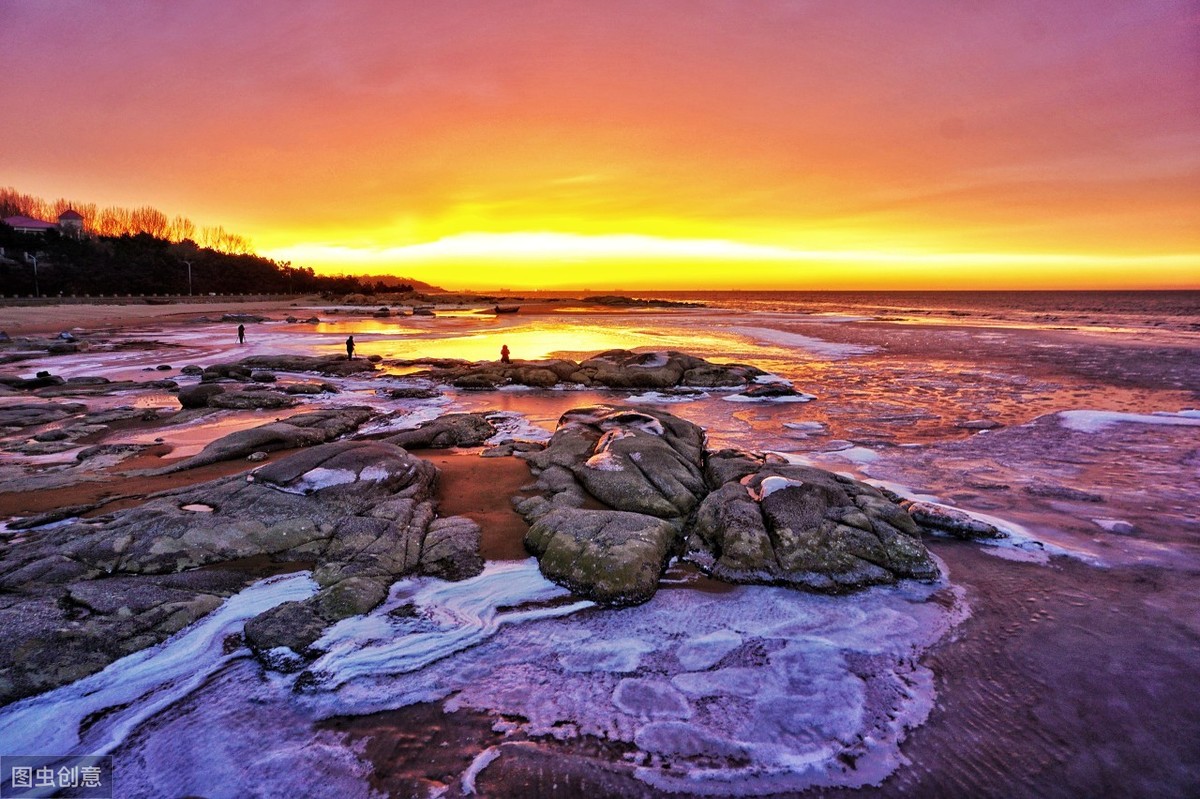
left=685, top=450, right=939, bottom=592
left=159, top=407, right=375, bottom=472
left=0, top=439, right=482, bottom=706
left=0, top=401, right=86, bottom=428
left=514, top=407, right=939, bottom=605
left=383, top=413, right=497, bottom=449
left=399, top=350, right=769, bottom=391
left=515, top=406, right=707, bottom=604
left=900, top=500, right=1004, bottom=539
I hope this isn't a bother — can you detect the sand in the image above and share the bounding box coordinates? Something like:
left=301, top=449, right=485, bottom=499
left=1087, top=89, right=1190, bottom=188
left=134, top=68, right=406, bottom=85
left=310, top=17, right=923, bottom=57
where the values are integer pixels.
left=0, top=298, right=319, bottom=337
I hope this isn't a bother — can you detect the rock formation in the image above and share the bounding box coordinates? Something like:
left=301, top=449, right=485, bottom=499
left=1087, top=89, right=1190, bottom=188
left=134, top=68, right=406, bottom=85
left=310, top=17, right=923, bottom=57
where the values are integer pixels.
left=0, top=440, right=481, bottom=706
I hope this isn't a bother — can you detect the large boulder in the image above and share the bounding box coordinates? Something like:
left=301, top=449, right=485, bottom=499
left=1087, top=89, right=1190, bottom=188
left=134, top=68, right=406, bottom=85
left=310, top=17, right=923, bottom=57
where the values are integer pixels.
left=685, top=450, right=939, bottom=592
left=383, top=413, right=496, bottom=449
left=525, top=508, right=679, bottom=605
left=159, top=407, right=375, bottom=472
left=516, top=406, right=707, bottom=605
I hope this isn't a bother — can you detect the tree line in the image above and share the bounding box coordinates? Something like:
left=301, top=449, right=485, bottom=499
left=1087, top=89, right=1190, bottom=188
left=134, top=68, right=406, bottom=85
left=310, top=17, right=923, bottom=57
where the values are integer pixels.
left=0, top=188, right=407, bottom=297
left=1, top=186, right=252, bottom=254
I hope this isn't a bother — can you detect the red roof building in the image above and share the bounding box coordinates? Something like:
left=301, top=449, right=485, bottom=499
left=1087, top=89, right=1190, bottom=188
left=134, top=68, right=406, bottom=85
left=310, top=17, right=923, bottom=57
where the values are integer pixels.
left=1, top=215, right=57, bottom=234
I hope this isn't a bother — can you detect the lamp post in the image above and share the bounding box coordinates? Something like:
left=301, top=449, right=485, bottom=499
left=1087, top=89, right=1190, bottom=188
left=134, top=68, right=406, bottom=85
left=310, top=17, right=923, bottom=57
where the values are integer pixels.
left=24, top=252, right=39, bottom=298
left=182, top=260, right=192, bottom=296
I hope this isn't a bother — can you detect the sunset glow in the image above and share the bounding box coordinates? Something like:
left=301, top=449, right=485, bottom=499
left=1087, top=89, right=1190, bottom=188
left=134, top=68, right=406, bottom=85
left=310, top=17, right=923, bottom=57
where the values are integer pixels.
left=5, top=1, right=1198, bottom=289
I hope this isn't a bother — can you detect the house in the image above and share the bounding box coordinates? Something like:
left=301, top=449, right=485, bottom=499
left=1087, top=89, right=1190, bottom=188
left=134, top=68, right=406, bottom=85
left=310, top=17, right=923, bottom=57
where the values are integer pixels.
left=1, top=210, right=85, bottom=237
left=1, top=215, right=58, bottom=235
left=57, top=209, right=84, bottom=237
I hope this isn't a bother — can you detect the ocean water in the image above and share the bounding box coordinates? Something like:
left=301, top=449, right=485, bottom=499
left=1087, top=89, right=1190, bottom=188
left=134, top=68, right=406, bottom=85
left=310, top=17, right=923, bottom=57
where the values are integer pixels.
left=2, top=290, right=1198, bottom=796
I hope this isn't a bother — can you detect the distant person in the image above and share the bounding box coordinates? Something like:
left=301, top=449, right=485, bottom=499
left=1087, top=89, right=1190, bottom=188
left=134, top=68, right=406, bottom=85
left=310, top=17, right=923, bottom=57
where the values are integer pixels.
left=237, top=324, right=245, bottom=344
left=500, top=344, right=510, bottom=364
left=346, top=335, right=355, bottom=360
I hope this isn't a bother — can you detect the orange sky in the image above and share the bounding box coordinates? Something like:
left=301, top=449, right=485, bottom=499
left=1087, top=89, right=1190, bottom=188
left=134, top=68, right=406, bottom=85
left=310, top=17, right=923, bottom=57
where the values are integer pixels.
left=4, top=1, right=1198, bottom=289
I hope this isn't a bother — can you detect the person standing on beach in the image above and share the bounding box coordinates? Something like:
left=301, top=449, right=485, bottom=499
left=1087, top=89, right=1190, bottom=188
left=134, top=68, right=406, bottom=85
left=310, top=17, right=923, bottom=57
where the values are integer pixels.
left=500, top=344, right=511, bottom=364
left=237, top=324, right=245, bottom=344
left=346, top=335, right=355, bottom=360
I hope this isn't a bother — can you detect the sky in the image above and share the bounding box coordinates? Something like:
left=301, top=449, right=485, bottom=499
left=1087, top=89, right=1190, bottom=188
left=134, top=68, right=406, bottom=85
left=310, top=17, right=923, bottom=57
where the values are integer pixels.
left=3, top=0, right=1198, bottom=290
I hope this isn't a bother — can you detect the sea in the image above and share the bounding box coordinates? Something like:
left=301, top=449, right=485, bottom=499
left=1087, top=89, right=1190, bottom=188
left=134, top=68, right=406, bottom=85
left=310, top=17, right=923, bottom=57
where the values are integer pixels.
left=0, top=289, right=1197, bottom=797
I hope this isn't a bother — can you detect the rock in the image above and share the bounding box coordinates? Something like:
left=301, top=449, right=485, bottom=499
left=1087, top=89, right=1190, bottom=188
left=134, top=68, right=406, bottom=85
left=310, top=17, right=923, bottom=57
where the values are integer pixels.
left=180, top=365, right=204, bottom=376
left=686, top=451, right=940, bottom=592
left=526, top=508, right=679, bottom=605
left=516, top=406, right=707, bottom=605
left=304, top=316, right=320, bottom=324
left=250, top=371, right=277, bottom=383
left=284, top=382, right=337, bottom=395
left=0, top=373, right=66, bottom=390
left=234, top=354, right=375, bottom=377
left=452, top=374, right=500, bottom=390
left=160, top=407, right=374, bottom=472
left=221, top=313, right=266, bottom=323
left=1022, top=483, right=1104, bottom=502
left=522, top=406, right=706, bottom=519
left=32, top=429, right=70, bottom=442
left=156, top=364, right=173, bottom=371
left=247, top=451, right=269, bottom=462
left=384, top=413, right=496, bottom=449
left=0, top=401, right=86, bottom=428
left=733, top=382, right=812, bottom=400
left=177, top=383, right=226, bottom=408
left=400, top=350, right=765, bottom=391
left=0, top=439, right=483, bottom=703
left=386, top=386, right=442, bottom=400
left=957, top=419, right=1003, bottom=430
left=901, top=500, right=1004, bottom=539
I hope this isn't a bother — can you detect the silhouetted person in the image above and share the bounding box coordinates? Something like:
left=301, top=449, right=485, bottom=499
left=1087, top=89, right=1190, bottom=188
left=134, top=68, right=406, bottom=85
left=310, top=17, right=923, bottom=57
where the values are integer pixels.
left=500, top=344, right=510, bottom=364
left=346, top=335, right=355, bottom=360
left=237, top=324, right=245, bottom=344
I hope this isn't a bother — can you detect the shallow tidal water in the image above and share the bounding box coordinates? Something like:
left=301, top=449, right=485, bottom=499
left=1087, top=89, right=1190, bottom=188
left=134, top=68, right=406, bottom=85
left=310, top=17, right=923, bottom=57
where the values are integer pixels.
left=1, top=292, right=1198, bottom=797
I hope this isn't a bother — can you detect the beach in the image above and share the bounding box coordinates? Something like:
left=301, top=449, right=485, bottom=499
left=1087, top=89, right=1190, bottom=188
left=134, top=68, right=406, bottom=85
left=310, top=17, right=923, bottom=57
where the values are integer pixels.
left=1, top=292, right=1197, bottom=797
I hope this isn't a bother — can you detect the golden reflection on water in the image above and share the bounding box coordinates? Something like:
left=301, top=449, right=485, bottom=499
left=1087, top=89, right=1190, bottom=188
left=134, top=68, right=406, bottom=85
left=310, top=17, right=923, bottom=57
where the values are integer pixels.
left=340, top=318, right=741, bottom=363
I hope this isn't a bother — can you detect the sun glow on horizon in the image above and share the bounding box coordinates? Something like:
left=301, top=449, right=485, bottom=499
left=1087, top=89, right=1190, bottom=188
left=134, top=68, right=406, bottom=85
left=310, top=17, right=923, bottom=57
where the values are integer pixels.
left=262, top=232, right=1200, bottom=291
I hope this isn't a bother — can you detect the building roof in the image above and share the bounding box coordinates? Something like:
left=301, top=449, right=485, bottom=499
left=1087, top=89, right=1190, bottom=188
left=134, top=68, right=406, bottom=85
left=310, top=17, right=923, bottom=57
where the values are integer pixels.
left=2, top=215, right=57, bottom=230
left=58, top=209, right=84, bottom=220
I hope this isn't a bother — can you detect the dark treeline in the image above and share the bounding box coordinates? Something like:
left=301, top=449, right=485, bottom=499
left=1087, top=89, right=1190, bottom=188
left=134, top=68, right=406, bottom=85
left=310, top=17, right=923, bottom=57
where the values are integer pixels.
left=0, top=225, right=406, bottom=298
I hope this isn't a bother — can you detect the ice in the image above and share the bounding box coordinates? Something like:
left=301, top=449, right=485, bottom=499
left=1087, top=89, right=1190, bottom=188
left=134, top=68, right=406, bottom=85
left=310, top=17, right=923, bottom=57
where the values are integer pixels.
left=558, top=638, right=656, bottom=672
left=827, top=445, right=880, bottom=464
left=302, top=560, right=594, bottom=694
left=0, top=572, right=317, bottom=758
left=783, top=421, right=826, bottom=433
left=730, top=326, right=879, bottom=359
left=1093, top=518, right=1136, bottom=534
left=748, top=475, right=806, bottom=501
left=612, top=678, right=692, bottom=719
left=461, top=746, right=502, bottom=795
left=484, top=410, right=553, bottom=443
left=1057, top=409, right=1200, bottom=433
left=722, top=392, right=815, bottom=403
left=625, top=390, right=706, bottom=404
left=272, top=561, right=965, bottom=794
left=675, top=630, right=743, bottom=670
left=753, top=373, right=793, bottom=385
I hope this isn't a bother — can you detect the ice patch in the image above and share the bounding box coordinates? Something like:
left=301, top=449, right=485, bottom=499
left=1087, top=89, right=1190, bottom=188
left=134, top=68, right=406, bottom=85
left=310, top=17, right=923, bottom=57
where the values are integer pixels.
left=625, top=390, right=706, bottom=404
left=826, top=445, right=880, bottom=464
left=1093, top=518, right=1136, bottom=535
left=461, top=746, right=502, bottom=795
left=1057, top=409, right=1200, bottom=433
left=485, top=411, right=553, bottom=444
left=301, top=560, right=594, bottom=694
left=753, top=373, right=792, bottom=385
left=783, top=421, right=826, bottom=433
left=748, top=475, right=805, bottom=501
left=731, top=326, right=879, bottom=360
left=278, top=560, right=963, bottom=795
left=584, top=449, right=625, bottom=471
left=722, top=392, right=815, bottom=403
left=675, top=630, right=743, bottom=670
left=0, top=572, right=317, bottom=758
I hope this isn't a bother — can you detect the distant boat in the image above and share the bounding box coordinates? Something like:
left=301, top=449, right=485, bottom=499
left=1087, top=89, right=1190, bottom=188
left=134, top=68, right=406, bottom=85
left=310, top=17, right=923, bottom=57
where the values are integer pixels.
left=493, top=305, right=520, bottom=314
left=412, top=305, right=436, bottom=316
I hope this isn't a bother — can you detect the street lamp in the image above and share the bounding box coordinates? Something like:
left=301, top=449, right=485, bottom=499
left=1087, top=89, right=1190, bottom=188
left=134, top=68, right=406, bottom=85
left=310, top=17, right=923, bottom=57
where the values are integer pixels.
left=24, top=252, right=39, bottom=298
left=182, top=260, right=192, bottom=296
